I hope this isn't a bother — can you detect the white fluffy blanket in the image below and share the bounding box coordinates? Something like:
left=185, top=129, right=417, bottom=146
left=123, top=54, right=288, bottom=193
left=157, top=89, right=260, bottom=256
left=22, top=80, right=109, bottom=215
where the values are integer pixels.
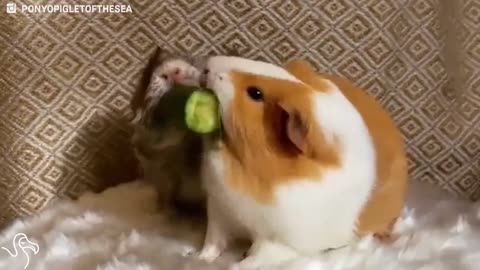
left=1, top=180, right=479, bottom=270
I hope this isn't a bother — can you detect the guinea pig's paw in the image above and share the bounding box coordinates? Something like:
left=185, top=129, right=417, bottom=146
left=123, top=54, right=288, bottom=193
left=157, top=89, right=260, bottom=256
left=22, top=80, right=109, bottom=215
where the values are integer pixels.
left=197, top=244, right=222, bottom=262
left=234, top=241, right=299, bottom=270
left=229, top=257, right=260, bottom=270
left=180, top=245, right=197, bottom=257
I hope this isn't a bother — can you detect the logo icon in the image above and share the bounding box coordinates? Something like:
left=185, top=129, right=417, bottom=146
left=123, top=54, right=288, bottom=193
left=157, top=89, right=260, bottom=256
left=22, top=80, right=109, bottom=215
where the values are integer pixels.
left=2, top=233, right=39, bottom=269
left=6, top=2, right=16, bottom=13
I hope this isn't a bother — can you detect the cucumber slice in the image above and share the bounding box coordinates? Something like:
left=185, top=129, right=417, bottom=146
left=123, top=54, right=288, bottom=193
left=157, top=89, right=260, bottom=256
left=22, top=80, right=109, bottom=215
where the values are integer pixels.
left=185, top=90, right=220, bottom=134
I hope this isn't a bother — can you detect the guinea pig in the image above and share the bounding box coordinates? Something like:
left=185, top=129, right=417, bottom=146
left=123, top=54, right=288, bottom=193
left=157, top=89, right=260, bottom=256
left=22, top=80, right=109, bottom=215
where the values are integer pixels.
left=195, top=56, right=408, bottom=270
left=130, top=48, right=207, bottom=216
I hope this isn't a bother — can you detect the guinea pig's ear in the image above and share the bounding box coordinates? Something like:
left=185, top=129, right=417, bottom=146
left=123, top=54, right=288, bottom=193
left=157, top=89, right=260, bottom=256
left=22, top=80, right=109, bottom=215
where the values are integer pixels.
left=275, top=101, right=310, bottom=155
left=131, top=47, right=163, bottom=113
left=153, top=47, right=169, bottom=65
left=284, top=59, right=316, bottom=76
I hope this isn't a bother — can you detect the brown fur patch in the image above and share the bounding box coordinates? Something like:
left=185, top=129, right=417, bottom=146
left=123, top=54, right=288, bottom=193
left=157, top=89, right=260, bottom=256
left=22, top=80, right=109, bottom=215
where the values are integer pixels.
left=218, top=71, right=340, bottom=204
left=284, top=59, right=409, bottom=238
left=130, top=47, right=164, bottom=113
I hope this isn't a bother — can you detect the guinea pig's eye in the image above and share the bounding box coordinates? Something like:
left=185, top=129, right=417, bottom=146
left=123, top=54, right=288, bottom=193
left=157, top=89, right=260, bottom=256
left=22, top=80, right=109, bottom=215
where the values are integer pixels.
left=246, top=86, right=264, bottom=102
left=203, top=69, right=209, bottom=75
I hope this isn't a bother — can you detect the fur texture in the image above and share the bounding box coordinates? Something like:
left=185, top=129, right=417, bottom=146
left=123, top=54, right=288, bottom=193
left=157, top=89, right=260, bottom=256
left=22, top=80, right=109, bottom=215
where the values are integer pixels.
left=198, top=56, right=406, bottom=269
left=0, top=180, right=478, bottom=270
left=284, top=59, right=409, bottom=238
left=130, top=48, right=206, bottom=215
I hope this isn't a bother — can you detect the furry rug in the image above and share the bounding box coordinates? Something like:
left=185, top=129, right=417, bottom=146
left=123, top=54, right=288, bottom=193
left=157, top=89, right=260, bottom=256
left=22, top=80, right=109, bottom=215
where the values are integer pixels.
left=1, top=180, right=479, bottom=270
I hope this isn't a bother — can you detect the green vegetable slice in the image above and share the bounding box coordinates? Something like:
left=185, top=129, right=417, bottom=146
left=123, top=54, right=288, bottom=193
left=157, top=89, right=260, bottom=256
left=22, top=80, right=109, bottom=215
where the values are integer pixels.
left=185, top=90, right=220, bottom=134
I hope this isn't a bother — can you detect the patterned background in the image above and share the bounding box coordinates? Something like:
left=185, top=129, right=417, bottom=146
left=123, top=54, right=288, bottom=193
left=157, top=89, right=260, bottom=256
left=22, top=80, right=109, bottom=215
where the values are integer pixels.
left=0, top=0, right=479, bottom=227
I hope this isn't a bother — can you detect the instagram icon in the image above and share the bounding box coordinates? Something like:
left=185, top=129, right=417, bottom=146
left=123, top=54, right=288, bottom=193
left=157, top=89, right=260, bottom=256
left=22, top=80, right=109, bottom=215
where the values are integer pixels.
left=6, top=2, right=16, bottom=13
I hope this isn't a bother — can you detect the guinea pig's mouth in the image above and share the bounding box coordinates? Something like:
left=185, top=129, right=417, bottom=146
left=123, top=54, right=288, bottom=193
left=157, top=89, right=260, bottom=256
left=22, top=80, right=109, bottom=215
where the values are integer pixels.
left=199, top=76, right=208, bottom=88
left=200, top=87, right=225, bottom=137
left=207, top=88, right=225, bottom=136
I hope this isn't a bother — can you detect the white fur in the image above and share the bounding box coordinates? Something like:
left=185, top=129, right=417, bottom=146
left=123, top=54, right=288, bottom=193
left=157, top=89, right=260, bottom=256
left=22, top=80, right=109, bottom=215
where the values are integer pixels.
left=134, top=58, right=200, bottom=124
left=206, top=56, right=301, bottom=82
left=205, top=73, right=235, bottom=116
left=1, top=180, right=479, bottom=270
left=272, top=86, right=376, bottom=253
left=204, top=56, right=303, bottom=118
left=201, top=60, right=376, bottom=269
left=157, top=58, right=201, bottom=87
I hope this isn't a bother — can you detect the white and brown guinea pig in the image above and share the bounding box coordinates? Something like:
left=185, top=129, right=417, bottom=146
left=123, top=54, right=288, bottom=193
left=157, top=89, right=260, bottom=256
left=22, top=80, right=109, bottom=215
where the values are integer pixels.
left=197, top=56, right=408, bottom=269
